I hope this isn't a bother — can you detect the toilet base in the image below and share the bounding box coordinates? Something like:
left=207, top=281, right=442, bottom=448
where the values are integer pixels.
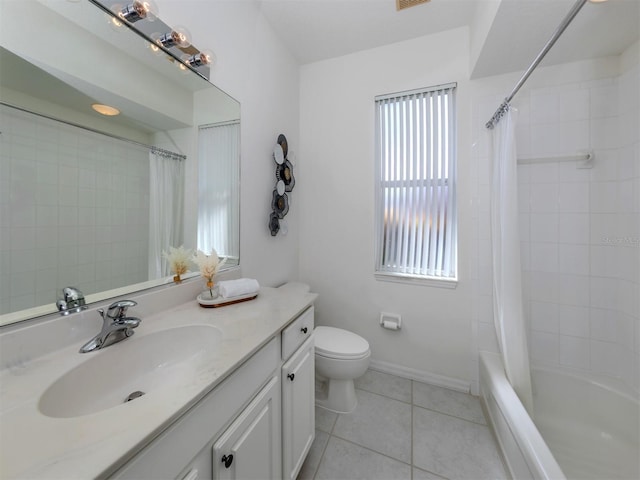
left=315, top=377, right=358, bottom=414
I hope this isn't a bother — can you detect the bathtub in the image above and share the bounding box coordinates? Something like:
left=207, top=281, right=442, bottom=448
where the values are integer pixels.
left=479, top=351, right=639, bottom=480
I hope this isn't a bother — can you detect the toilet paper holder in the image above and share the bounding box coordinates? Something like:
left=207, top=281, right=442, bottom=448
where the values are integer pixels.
left=379, top=312, right=401, bottom=330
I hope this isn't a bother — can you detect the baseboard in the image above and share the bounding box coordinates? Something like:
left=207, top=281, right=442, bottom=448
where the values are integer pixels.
left=369, top=359, right=471, bottom=394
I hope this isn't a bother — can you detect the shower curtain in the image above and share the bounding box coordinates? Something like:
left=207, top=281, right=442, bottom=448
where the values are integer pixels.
left=490, top=107, right=534, bottom=414
left=148, top=150, right=185, bottom=279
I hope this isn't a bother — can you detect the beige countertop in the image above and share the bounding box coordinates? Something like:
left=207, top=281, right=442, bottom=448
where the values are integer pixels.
left=0, top=285, right=316, bottom=479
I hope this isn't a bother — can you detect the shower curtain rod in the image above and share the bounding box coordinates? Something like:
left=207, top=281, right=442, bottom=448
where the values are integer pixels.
left=0, top=101, right=187, bottom=160
left=485, top=0, right=588, bottom=130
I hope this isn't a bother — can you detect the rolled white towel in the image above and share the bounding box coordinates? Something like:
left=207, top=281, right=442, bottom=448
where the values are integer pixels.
left=218, top=278, right=260, bottom=299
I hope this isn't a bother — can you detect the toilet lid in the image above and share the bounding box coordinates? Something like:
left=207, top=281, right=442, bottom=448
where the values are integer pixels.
left=314, top=326, right=370, bottom=360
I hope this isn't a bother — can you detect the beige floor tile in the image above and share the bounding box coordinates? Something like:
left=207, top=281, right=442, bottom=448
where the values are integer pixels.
left=315, top=437, right=411, bottom=480
left=413, top=381, right=487, bottom=425
left=333, top=389, right=411, bottom=463
left=355, top=369, right=412, bottom=403
left=413, top=406, right=507, bottom=480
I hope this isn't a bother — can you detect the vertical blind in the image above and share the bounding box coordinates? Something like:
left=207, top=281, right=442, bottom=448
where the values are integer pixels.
left=374, top=83, right=457, bottom=279
left=198, top=121, right=240, bottom=263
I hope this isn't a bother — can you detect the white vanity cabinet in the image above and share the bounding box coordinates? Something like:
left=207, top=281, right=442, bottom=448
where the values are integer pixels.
left=212, top=376, right=281, bottom=479
left=111, top=337, right=281, bottom=480
left=281, top=306, right=315, bottom=480
left=110, top=304, right=316, bottom=480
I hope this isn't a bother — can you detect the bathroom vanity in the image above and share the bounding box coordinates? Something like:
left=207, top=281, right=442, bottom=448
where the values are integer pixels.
left=0, top=283, right=316, bottom=479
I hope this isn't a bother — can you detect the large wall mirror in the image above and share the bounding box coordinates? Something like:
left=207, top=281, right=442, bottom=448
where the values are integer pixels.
left=0, top=0, right=240, bottom=325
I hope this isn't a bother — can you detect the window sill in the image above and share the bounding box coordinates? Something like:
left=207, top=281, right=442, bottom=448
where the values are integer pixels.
left=374, top=272, right=458, bottom=289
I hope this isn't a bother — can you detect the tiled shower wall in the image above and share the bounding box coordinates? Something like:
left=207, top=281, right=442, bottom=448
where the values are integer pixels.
left=0, top=106, right=150, bottom=314
left=473, top=50, right=639, bottom=395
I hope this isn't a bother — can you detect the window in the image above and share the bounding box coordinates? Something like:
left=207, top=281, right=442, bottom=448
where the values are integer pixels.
left=374, top=83, right=457, bottom=284
left=198, top=121, right=240, bottom=266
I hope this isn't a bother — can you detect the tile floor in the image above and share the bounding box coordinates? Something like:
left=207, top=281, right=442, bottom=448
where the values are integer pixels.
left=297, top=369, right=508, bottom=480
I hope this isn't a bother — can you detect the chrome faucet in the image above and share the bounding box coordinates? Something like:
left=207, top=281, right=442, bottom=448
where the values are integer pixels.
left=79, top=300, right=141, bottom=353
left=56, top=287, right=87, bottom=315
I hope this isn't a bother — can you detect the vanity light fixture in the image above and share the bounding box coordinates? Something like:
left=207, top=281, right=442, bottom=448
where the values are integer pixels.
left=118, top=0, right=157, bottom=23
left=185, top=51, right=213, bottom=68
left=92, top=103, right=120, bottom=116
left=156, top=27, right=191, bottom=49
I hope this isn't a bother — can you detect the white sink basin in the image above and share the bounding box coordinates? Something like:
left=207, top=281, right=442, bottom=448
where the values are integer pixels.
left=39, top=325, right=222, bottom=418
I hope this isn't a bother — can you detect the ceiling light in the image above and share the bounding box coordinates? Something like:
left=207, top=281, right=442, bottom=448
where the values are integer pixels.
left=396, top=0, right=430, bottom=11
left=92, top=104, right=120, bottom=116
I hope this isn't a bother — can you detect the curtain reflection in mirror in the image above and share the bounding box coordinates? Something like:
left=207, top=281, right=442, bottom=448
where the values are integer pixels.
left=197, top=122, right=240, bottom=264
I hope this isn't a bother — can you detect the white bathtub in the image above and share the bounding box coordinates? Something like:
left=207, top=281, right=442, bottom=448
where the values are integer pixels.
left=480, top=351, right=639, bottom=480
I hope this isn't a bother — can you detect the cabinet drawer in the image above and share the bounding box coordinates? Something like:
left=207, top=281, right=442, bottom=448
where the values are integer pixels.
left=281, top=306, right=314, bottom=360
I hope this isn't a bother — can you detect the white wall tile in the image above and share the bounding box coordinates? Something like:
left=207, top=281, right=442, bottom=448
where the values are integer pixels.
left=530, top=301, right=559, bottom=333
left=590, top=307, right=618, bottom=342
left=558, top=244, right=589, bottom=275
left=559, top=88, right=590, bottom=122
left=531, top=331, right=559, bottom=367
left=590, top=84, right=618, bottom=119
left=530, top=242, right=559, bottom=273
left=530, top=89, right=560, bottom=124
left=589, top=276, right=619, bottom=309
left=559, top=213, right=590, bottom=244
left=530, top=213, right=559, bottom=242
left=530, top=184, right=559, bottom=213
left=590, top=181, right=619, bottom=213
left=559, top=335, right=590, bottom=370
left=559, top=273, right=590, bottom=307
left=559, top=304, right=590, bottom=338
left=558, top=183, right=589, bottom=213
left=590, top=339, right=621, bottom=377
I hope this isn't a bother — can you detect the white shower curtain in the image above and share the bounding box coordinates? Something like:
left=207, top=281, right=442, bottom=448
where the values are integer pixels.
left=490, top=107, right=534, bottom=414
left=148, top=151, right=185, bottom=279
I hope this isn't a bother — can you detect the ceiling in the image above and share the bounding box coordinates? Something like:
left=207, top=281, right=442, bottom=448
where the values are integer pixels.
left=258, top=0, right=640, bottom=78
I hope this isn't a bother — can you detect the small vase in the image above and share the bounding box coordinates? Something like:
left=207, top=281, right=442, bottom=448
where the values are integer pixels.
left=173, top=274, right=182, bottom=284
left=203, top=281, right=219, bottom=300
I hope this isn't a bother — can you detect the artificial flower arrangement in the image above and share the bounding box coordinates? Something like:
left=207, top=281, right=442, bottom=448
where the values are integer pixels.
left=193, top=248, right=227, bottom=298
left=162, top=245, right=193, bottom=283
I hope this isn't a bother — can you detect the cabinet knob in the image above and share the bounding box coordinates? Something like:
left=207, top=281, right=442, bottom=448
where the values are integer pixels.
left=287, top=373, right=295, bottom=381
left=221, top=454, right=234, bottom=469
left=300, top=327, right=308, bottom=334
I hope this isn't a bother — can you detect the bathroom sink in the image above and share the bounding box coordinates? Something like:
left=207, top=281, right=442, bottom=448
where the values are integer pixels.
left=38, top=325, right=222, bottom=418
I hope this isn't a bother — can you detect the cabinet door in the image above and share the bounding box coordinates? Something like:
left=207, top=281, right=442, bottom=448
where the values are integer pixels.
left=282, top=335, right=315, bottom=480
left=213, top=376, right=281, bottom=480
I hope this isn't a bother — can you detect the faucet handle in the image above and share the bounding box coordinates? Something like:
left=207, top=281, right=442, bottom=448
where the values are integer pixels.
left=106, top=300, right=138, bottom=319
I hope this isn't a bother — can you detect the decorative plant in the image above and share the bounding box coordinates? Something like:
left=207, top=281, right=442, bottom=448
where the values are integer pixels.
left=162, top=245, right=193, bottom=283
left=193, top=248, right=227, bottom=296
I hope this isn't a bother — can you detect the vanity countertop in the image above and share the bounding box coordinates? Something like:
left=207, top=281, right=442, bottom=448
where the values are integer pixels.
left=0, top=285, right=317, bottom=479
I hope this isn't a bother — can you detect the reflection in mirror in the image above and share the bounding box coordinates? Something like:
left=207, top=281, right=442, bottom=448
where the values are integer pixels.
left=0, top=0, right=240, bottom=325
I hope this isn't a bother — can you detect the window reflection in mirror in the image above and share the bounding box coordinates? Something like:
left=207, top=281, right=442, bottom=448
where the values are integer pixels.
left=0, top=0, right=240, bottom=325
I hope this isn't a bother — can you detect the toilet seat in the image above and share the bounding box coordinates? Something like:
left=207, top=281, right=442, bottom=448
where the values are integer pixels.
left=315, top=326, right=370, bottom=360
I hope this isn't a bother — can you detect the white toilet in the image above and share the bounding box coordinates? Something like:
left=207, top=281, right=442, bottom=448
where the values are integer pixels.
left=314, top=326, right=370, bottom=413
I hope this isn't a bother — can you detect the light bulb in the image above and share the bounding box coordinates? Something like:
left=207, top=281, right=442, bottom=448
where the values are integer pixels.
left=119, top=0, right=158, bottom=23
left=156, top=26, right=191, bottom=49
left=184, top=49, right=215, bottom=68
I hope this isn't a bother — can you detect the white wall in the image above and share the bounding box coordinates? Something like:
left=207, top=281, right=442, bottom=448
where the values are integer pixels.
left=155, top=0, right=301, bottom=287
left=471, top=45, right=639, bottom=395
left=298, top=28, right=475, bottom=388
